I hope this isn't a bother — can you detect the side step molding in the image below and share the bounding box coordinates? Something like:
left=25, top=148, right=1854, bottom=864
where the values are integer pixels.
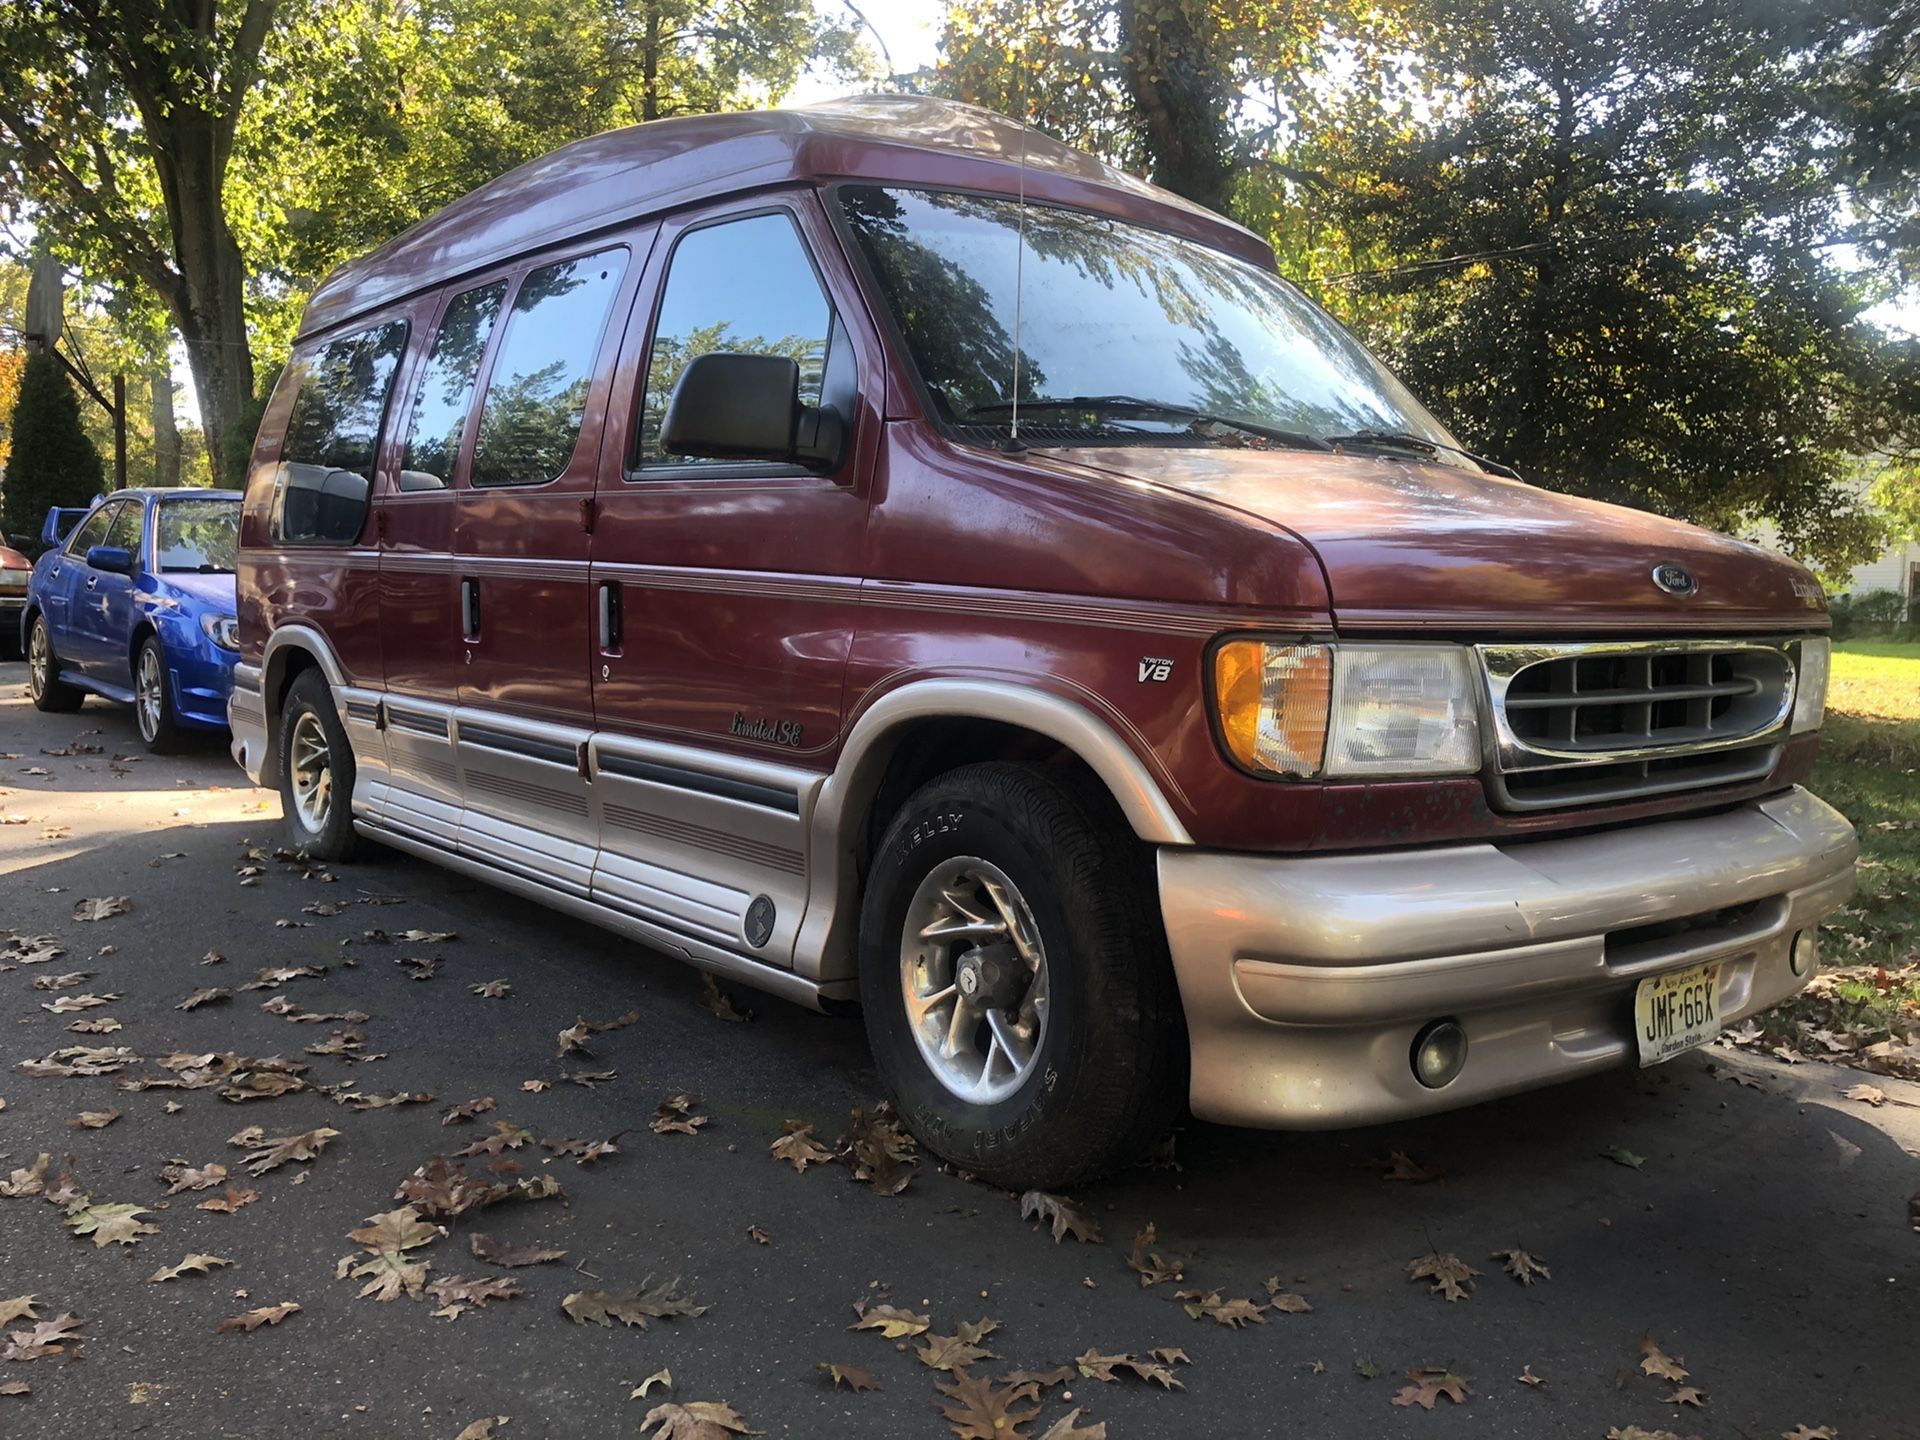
left=358, top=818, right=855, bottom=1012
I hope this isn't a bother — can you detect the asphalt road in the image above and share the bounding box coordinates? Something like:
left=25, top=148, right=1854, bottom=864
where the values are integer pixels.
left=0, top=662, right=1913, bottom=1440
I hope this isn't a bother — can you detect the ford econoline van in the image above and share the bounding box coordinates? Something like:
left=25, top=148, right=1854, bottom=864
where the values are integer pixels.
left=231, top=95, right=1857, bottom=1187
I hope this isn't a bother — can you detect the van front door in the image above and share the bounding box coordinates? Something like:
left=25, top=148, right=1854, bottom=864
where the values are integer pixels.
left=586, top=199, right=877, bottom=966
left=451, top=242, right=642, bottom=896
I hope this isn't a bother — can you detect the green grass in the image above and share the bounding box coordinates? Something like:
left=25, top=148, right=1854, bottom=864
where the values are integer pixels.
left=1779, top=642, right=1920, bottom=1063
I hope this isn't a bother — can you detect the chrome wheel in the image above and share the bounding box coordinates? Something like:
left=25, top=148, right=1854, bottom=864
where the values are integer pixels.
left=900, top=856, right=1050, bottom=1105
left=136, top=644, right=164, bottom=742
left=288, top=710, right=333, bottom=834
left=28, top=620, right=50, bottom=701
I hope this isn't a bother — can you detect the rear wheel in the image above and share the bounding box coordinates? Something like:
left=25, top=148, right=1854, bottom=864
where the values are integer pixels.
left=858, top=761, right=1184, bottom=1190
left=27, top=615, right=83, bottom=713
left=277, top=669, right=358, bottom=861
left=134, top=635, right=181, bottom=752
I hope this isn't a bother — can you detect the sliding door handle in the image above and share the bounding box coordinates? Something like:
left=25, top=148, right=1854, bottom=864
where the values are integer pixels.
left=598, top=581, right=622, bottom=652
left=461, top=577, right=480, bottom=639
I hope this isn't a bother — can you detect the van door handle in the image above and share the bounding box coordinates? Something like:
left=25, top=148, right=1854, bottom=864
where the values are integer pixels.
left=598, top=581, right=621, bottom=652
left=461, top=577, right=480, bottom=639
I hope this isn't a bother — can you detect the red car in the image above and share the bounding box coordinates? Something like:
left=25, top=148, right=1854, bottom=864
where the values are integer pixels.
left=0, top=536, right=32, bottom=658
left=229, top=96, right=1856, bottom=1187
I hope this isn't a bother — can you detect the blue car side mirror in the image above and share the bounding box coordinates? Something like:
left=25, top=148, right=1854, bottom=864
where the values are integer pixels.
left=86, top=545, right=134, bottom=575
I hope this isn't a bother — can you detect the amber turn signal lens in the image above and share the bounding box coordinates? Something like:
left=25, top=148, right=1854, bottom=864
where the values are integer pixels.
left=1212, top=641, right=1332, bottom=776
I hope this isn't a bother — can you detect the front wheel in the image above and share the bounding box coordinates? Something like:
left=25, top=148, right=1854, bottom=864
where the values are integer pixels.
left=134, top=635, right=181, bottom=752
left=27, top=615, right=84, bottom=713
left=277, top=669, right=359, bottom=861
left=858, top=762, right=1184, bottom=1190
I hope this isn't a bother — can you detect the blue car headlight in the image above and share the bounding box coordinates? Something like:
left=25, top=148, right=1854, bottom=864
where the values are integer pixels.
left=199, top=612, right=240, bottom=651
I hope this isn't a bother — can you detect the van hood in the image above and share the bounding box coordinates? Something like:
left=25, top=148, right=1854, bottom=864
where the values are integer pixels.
left=1039, top=446, right=1826, bottom=632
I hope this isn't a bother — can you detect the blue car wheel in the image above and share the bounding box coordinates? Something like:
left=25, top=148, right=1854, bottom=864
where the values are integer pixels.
left=28, top=614, right=84, bottom=714
left=134, top=633, right=181, bottom=751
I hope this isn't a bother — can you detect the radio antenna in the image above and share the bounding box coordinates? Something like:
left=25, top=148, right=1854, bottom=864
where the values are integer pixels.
left=1006, top=15, right=1032, bottom=448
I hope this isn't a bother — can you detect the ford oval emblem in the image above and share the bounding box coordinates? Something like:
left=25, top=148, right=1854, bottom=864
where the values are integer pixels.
left=1652, top=563, right=1696, bottom=597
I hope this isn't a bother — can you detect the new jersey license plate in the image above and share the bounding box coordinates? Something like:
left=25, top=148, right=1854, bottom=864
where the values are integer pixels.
left=1635, top=960, right=1724, bottom=1067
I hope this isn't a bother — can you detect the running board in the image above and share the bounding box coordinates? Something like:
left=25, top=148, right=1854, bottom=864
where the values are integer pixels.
left=356, top=817, right=854, bottom=1012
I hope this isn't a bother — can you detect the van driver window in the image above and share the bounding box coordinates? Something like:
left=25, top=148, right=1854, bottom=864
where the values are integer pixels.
left=638, top=212, right=832, bottom=467
left=274, top=320, right=408, bottom=545
left=469, top=248, right=627, bottom=487
left=399, top=281, right=508, bottom=491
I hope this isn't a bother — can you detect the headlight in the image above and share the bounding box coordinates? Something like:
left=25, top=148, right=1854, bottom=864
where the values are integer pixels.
left=0, top=570, right=27, bottom=591
left=200, top=612, right=240, bottom=651
left=1790, top=636, right=1828, bottom=734
left=1212, top=641, right=1482, bottom=778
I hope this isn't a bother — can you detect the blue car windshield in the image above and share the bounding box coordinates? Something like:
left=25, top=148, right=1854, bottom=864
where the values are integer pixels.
left=155, top=497, right=239, bottom=573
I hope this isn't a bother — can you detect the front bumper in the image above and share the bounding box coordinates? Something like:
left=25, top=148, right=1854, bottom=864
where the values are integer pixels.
left=1160, top=786, right=1858, bottom=1129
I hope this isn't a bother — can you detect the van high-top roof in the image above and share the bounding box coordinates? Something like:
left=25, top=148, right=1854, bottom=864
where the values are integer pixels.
left=298, top=94, right=1274, bottom=338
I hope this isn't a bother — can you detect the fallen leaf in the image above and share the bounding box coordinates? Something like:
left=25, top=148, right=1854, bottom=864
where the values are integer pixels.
left=0, top=1155, right=49, bottom=1199
left=0, top=1298, right=38, bottom=1328
left=1406, top=1251, right=1481, bottom=1302
left=651, top=1093, right=708, bottom=1136
left=177, top=987, right=232, bottom=1011
left=1074, top=1350, right=1184, bottom=1390
left=0, top=1313, right=84, bottom=1361
left=196, top=1185, right=260, bottom=1214
left=73, top=1108, right=120, bottom=1129
left=769, top=1120, right=833, bottom=1172
left=561, top=1069, right=616, bottom=1088
left=700, top=973, right=749, bottom=1022
left=563, top=1279, right=707, bottom=1328
left=631, top=1367, right=674, bottom=1398
left=471, top=979, right=511, bottom=998
left=1667, top=1385, right=1706, bottom=1408
left=1606, top=1429, right=1689, bottom=1440
left=1517, top=1365, right=1545, bottom=1387
left=1604, top=1146, right=1647, bottom=1169
left=850, top=1303, right=930, bottom=1339
left=470, top=1233, right=567, bottom=1268
left=41, top=992, right=120, bottom=1013
left=454, top=1419, right=508, bottom=1440
left=0, top=1381, right=25, bottom=1396
left=639, top=1400, right=758, bottom=1440
left=1035, top=1411, right=1107, bottom=1440
left=31, top=971, right=91, bottom=991
left=239, top=965, right=328, bottom=991
left=1175, top=1288, right=1268, bottom=1327
left=1392, top=1368, right=1471, bottom=1409
left=935, top=1368, right=1041, bottom=1440
left=72, top=897, right=132, bottom=922
left=66, top=1017, right=122, bottom=1034
left=520, top=1079, right=550, bottom=1093
left=1492, top=1248, right=1551, bottom=1285
left=443, top=1097, right=497, bottom=1125
left=1780, top=1428, right=1839, bottom=1439
left=1020, top=1191, right=1102, bottom=1244
left=917, top=1318, right=1002, bottom=1371
left=1261, top=1278, right=1313, bottom=1313
left=64, top=1199, right=157, bottom=1247
left=148, top=1253, right=233, bottom=1283
left=1001, top=1366, right=1078, bottom=1388
left=1373, top=1149, right=1444, bottom=1182
left=427, top=1275, right=522, bottom=1308
left=816, top=1362, right=880, bottom=1392
left=1846, top=1082, right=1888, bottom=1107
left=236, top=1126, right=340, bottom=1176
left=1639, top=1333, right=1688, bottom=1383
left=218, top=1301, right=300, bottom=1333
left=455, top=1120, right=535, bottom=1158
left=746, top=1225, right=770, bottom=1245
left=839, top=1104, right=917, bottom=1195
left=1125, top=1223, right=1184, bottom=1286
left=398, top=929, right=458, bottom=944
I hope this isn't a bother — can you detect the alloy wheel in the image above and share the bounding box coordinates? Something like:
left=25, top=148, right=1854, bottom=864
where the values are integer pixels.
left=136, top=645, right=163, bottom=742
left=28, top=620, right=49, bottom=701
left=288, top=710, right=333, bottom=834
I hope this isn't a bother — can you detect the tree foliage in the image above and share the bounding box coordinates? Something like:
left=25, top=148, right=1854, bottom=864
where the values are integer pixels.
left=1, top=354, right=105, bottom=542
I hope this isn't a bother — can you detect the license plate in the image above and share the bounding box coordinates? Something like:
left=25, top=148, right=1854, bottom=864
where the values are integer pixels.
left=1634, top=960, right=1723, bottom=1066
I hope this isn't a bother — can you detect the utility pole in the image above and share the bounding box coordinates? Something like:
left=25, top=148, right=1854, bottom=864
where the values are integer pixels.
left=25, top=256, right=128, bottom=489
left=112, top=373, right=126, bottom=490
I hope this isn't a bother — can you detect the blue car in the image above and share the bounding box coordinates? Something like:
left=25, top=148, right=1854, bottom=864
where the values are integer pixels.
left=22, top=488, right=243, bottom=751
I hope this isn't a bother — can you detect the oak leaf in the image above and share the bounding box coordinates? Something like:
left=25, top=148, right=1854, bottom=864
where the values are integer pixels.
left=442, top=1097, right=497, bottom=1125
left=1126, top=1223, right=1184, bottom=1285
left=237, top=1126, right=340, bottom=1176
left=196, top=1185, right=260, bottom=1213
left=471, top=979, right=511, bottom=998
left=72, top=896, right=131, bottom=921
left=0, top=1155, right=49, bottom=1198
left=850, top=1302, right=930, bottom=1338
left=1036, top=1411, right=1107, bottom=1440
left=1667, top=1386, right=1706, bottom=1408
left=817, top=1362, right=880, bottom=1392
left=470, top=1233, right=567, bottom=1268
left=31, top=971, right=90, bottom=991
left=217, top=1301, right=300, bottom=1333
left=1176, top=1289, right=1268, bottom=1327
left=769, top=1120, right=833, bottom=1172
left=0, top=1298, right=37, bottom=1328
left=454, top=1420, right=508, bottom=1439
left=148, top=1253, right=233, bottom=1283
left=1392, top=1368, right=1471, bottom=1409
left=455, top=1121, right=535, bottom=1157
left=1492, top=1248, right=1551, bottom=1285
left=1001, top=1366, right=1077, bottom=1388
left=64, top=1199, right=157, bottom=1247
left=651, top=1094, right=707, bottom=1136
left=639, top=1401, right=758, bottom=1440
left=1261, top=1277, right=1313, bottom=1312
left=426, top=1275, right=522, bottom=1308
left=177, top=987, right=231, bottom=1011
left=917, top=1318, right=1001, bottom=1372
left=239, top=965, right=328, bottom=991
left=562, top=1278, right=706, bottom=1328
left=67, top=1018, right=122, bottom=1034
left=1638, top=1333, right=1688, bottom=1383
left=73, top=1108, right=120, bottom=1129
left=1406, top=1251, right=1480, bottom=1301
left=1373, top=1149, right=1444, bottom=1182
left=631, top=1367, right=673, bottom=1398
left=1073, top=1350, right=1183, bottom=1390
left=840, top=1104, right=917, bottom=1195
left=0, top=1312, right=84, bottom=1361
left=1020, top=1190, right=1102, bottom=1244
left=41, top=992, right=119, bottom=1013
left=159, top=1161, right=229, bottom=1195
left=701, top=973, right=750, bottom=1022
left=935, top=1368, right=1041, bottom=1440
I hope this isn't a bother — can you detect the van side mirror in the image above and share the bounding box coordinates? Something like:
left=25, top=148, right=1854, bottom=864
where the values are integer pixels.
left=661, top=352, right=845, bottom=474
left=86, top=545, right=134, bottom=575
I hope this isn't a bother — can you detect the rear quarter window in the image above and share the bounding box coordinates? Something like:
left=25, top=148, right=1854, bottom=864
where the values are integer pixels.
left=273, top=320, right=409, bottom=544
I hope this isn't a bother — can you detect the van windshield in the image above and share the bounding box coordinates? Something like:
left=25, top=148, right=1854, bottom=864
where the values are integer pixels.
left=837, top=185, right=1468, bottom=463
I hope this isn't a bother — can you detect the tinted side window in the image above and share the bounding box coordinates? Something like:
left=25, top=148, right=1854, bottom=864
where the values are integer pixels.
left=639, top=213, right=833, bottom=466
left=102, top=502, right=143, bottom=561
left=64, top=505, right=116, bottom=558
left=275, top=320, right=408, bottom=544
left=399, top=281, right=508, bottom=491
left=470, top=248, right=627, bottom=487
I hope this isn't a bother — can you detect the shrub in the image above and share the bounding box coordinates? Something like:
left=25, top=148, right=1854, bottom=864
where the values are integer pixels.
left=1848, top=589, right=1908, bottom=628
left=0, top=352, right=104, bottom=545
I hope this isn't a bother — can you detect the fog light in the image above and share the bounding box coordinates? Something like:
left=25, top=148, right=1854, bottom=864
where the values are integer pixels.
left=1790, top=930, right=1818, bottom=978
left=1411, top=1019, right=1468, bottom=1089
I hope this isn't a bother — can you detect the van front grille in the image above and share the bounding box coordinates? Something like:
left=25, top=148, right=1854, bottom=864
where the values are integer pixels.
left=1479, top=639, right=1800, bottom=813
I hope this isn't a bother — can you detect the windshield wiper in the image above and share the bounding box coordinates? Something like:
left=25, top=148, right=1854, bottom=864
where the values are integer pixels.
left=1324, top=429, right=1523, bottom=480
left=966, top=395, right=1332, bottom=452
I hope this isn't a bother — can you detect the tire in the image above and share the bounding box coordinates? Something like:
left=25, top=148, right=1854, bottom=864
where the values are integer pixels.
left=277, top=669, right=358, bottom=861
left=27, top=614, right=84, bottom=713
left=133, top=635, right=182, bottom=753
left=858, top=761, right=1184, bottom=1190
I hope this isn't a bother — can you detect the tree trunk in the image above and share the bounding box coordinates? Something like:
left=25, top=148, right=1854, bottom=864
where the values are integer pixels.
left=1117, top=0, right=1235, bottom=214
left=150, top=364, right=180, bottom=487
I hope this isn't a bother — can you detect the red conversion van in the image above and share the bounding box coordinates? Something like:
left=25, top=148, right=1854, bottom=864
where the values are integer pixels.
left=232, top=95, right=1857, bottom=1187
